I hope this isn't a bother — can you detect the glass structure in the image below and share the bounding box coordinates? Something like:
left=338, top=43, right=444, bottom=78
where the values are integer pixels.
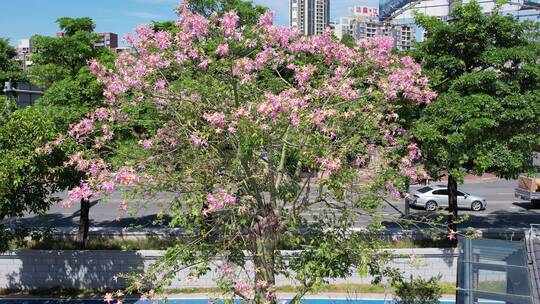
left=379, top=0, right=416, bottom=19
left=457, top=237, right=535, bottom=304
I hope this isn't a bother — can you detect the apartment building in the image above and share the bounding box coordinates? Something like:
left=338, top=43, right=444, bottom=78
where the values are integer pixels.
left=290, top=0, right=330, bottom=36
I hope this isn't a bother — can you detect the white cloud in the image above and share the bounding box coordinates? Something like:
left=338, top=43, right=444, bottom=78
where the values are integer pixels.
left=127, top=11, right=165, bottom=19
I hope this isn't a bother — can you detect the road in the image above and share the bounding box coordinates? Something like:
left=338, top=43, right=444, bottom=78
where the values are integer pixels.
left=5, top=177, right=540, bottom=231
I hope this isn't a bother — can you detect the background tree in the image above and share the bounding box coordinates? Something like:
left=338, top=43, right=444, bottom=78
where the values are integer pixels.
left=0, top=38, right=25, bottom=91
left=56, top=6, right=436, bottom=303
left=0, top=106, right=77, bottom=251
left=29, top=17, right=102, bottom=87
left=340, top=33, right=356, bottom=48
left=28, top=17, right=114, bottom=247
left=411, top=1, right=540, bottom=233
left=185, top=0, right=267, bottom=26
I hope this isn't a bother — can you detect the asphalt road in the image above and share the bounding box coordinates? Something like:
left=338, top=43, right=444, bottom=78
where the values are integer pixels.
left=5, top=177, right=540, bottom=230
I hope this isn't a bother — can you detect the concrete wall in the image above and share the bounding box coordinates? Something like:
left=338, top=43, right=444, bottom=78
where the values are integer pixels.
left=0, top=248, right=458, bottom=290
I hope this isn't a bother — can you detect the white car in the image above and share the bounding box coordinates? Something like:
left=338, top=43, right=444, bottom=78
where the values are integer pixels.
left=406, top=185, right=487, bottom=211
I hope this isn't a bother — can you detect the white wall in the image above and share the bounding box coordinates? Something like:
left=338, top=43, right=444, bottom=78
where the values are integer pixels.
left=0, top=248, right=458, bottom=290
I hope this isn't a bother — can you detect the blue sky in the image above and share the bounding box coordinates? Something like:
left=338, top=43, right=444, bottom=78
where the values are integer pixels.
left=1, top=0, right=378, bottom=46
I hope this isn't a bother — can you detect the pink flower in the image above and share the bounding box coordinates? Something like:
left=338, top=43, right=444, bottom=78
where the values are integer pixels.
left=355, top=157, right=366, bottom=166
left=94, top=108, right=109, bottom=121
left=258, top=11, right=273, bottom=28
left=197, top=59, right=211, bottom=69
left=203, top=189, right=237, bottom=214
left=448, top=230, right=457, bottom=240
left=154, top=80, right=166, bottom=91
left=220, top=11, right=240, bottom=37
left=101, top=181, right=115, bottom=192
left=317, top=157, right=341, bottom=178
left=113, top=168, right=141, bottom=185
left=190, top=134, right=208, bottom=147
left=140, top=139, right=153, bottom=149
left=215, top=43, right=229, bottom=56
left=408, top=143, right=422, bottom=161
left=227, top=121, right=237, bottom=134
left=203, top=112, right=227, bottom=129
left=383, top=130, right=395, bottom=144
left=220, top=264, right=233, bottom=275
left=104, top=292, right=114, bottom=303
left=234, top=279, right=252, bottom=293
left=63, top=183, right=96, bottom=208
left=256, top=280, right=268, bottom=288
left=119, top=200, right=128, bottom=212
left=154, top=31, right=170, bottom=49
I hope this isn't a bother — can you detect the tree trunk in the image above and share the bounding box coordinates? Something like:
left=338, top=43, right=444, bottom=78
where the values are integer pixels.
left=250, top=207, right=280, bottom=304
left=79, top=198, right=90, bottom=249
left=447, top=175, right=458, bottom=240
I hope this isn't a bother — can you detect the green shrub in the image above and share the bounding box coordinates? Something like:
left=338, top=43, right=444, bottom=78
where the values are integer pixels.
left=392, top=275, right=443, bottom=304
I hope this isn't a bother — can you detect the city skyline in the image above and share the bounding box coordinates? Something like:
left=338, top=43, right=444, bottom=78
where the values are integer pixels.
left=0, top=0, right=378, bottom=46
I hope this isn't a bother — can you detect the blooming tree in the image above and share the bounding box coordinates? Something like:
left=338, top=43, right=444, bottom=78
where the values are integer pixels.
left=53, top=4, right=436, bottom=303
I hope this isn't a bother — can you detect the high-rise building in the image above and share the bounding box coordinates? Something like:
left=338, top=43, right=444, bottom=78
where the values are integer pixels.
left=352, top=15, right=382, bottom=40
left=56, top=31, right=118, bottom=50
left=381, top=23, right=415, bottom=50
left=15, top=39, right=33, bottom=71
left=333, top=5, right=416, bottom=51
left=290, top=0, right=330, bottom=36
left=16, top=39, right=32, bottom=55
left=94, top=32, right=118, bottom=50
left=333, top=17, right=354, bottom=39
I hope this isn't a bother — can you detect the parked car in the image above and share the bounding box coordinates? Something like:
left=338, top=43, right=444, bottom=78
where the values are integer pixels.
left=406, top=185, right=487, bottom=211
left=514, top=175, right=540, bottom=206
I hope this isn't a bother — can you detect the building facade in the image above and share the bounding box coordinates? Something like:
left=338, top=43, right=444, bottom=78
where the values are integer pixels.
left=379, top=0, right=539, bottom=46
left=15, top=39, right=33, bottom=71
left=290, top=0, right=330, bottom=36
left=56, top=31, right=118, bottom=50
left=94, top=32, right=118, bottom=49
left=333, top=6, right=416, bottom=51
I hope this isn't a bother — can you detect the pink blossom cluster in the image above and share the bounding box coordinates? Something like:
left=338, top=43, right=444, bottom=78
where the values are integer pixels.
left=215, top=43, right=229, bottom=56
left=139, top=139, right=153, bottom=149
left=155, top=127, right=178, bottom=148
left=220, top=11, right=240, bottom=38
left=386, top=180, right=400, bottom=199
left=175, top=4, right=210, bottom=38
left=407, top=143, right=422, bottom=161
left=257, top=90, right=307, bottom=122
left=34, top=143, right=52, bottom=155
left=203, top=112, right=227, bottom=129
left=309, top=108, right=337, bottom=131
left=234, top=279, right=252, bottom=294
left=113, top=168, right=142, bottom=185
left=63, top=183, right=97, bottom=208
left=67, top=118, right=95, bottom=143
left=219, top=263, right=234, bottom=276
left=203, top=189, right=237, bottom=215
left=317, top=157, right=342, bottom=178
left=190, top=134, right=208, bottom=147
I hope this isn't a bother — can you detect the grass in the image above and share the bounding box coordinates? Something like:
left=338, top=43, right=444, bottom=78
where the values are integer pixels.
left=0, top=287, right=103, bottom=298
left=380, top=239, right=455, bottom=249
left=0, top=283, right=457, bottom=297
left=9, top=237, right=457, bottom=251
left=10, top=237, right=176, bottom=251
